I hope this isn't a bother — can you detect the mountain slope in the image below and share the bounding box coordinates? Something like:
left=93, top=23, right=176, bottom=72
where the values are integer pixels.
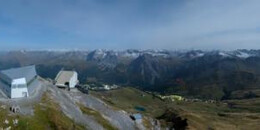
left=1, top=49, right=260, bottom=100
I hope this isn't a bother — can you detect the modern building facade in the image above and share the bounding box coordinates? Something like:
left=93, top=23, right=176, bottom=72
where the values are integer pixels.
left=55, top=70, right=78, bottom=89
left=0, top=65, right=38, bottom=98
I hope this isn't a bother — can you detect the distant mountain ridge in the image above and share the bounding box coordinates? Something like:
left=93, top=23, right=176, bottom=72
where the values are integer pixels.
left=1, top=49, right=260, bottom=100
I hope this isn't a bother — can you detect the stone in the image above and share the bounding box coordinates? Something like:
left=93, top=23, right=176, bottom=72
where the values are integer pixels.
left=4, top=120, right=9, bottom=124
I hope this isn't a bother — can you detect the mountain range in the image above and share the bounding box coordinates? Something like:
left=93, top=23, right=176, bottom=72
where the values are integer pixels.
left=1, top=49, right=260, bottom=100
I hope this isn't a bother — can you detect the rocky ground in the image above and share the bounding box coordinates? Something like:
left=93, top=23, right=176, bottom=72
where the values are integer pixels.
left=67, top=89, right=140, bottom=130
left=0, top=78, right=150, bottom=130
left=0, top=77, right=44, bottom=115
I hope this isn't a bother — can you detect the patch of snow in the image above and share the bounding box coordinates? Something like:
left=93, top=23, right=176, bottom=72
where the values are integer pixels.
left=219, top=52, right=231, bottom=57
left=236, top=52, right=251, bottom=58
left=197, top=53, right=205, bottom=57
left=191, top=52, right=204, bottom=58
left=122, top=52, right=140, bottom=58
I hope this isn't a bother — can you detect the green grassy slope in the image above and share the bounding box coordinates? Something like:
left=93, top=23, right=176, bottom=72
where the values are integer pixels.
left=91, top=87, right=260, bottom=130
left=91, top=87, right=166, bottom=117
left=78, top=103, right=117, bottom=130
left=0, top=93, right=85, bottom=130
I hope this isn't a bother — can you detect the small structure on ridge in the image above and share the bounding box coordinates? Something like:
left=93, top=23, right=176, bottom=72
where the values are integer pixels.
left=55, top=70, right=78, bottom=89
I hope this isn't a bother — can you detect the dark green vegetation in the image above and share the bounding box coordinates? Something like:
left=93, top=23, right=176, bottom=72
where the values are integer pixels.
left=92, top=87, right=260, bottom=130
left=0, top=93, right=85, bottom=130
left=1, top=50, right=260, bottom=100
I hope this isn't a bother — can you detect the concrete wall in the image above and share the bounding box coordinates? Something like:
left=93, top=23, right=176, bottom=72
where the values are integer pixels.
left=0, top=80, right=11, bottom=98
left=69, top=72, right=78, bottom=88
left=27, top=77, right=40, bottom=96
left=11, top=86, right=29, bottom=98
left=11, top=78, right=29, bottom=98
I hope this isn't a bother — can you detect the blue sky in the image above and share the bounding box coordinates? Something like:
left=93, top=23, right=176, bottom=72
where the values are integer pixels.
left=0, top=0, right=260, bottom=50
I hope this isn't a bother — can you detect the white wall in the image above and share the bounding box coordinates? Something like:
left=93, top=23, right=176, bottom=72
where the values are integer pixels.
left=11, top=78, right=29, bottom=98
left=11, top=87, right=29, bottom=98
left=69, top=72, right=78, bottom=88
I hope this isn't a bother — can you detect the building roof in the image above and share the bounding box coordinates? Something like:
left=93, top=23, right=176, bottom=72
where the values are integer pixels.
left=0, top=65, right=37, bottom=83
left=55, top=71, right=76, bottom=85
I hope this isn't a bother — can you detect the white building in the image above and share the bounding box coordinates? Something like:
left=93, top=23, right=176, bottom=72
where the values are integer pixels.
left=55, top=70, right=78, bottom=88
left=0, top=65, right=38, bottom=98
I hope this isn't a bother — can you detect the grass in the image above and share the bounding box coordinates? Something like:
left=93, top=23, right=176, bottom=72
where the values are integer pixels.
left=226, top=98, right=260, bottom=113
left=78, top=103, right=117, bottom=130
left=91, top=87, right=260, bottom=130
left=0, top=92, right=85, bottom=130
left=168, top=101, right=260, bottom=130
left=0, top=104, right=18, bottom=129
left=142, top=117, right=153, bottom=129
left=91, top=87, right=167, bottom=117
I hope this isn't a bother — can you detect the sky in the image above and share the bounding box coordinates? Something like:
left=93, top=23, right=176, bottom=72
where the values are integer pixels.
left=0, top=0, right=260, bottom=50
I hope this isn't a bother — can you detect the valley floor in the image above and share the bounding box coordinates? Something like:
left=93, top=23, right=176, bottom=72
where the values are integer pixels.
left=91, top=87, right=260, bottom=130
left=0, top=79, right=259, bottom=130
